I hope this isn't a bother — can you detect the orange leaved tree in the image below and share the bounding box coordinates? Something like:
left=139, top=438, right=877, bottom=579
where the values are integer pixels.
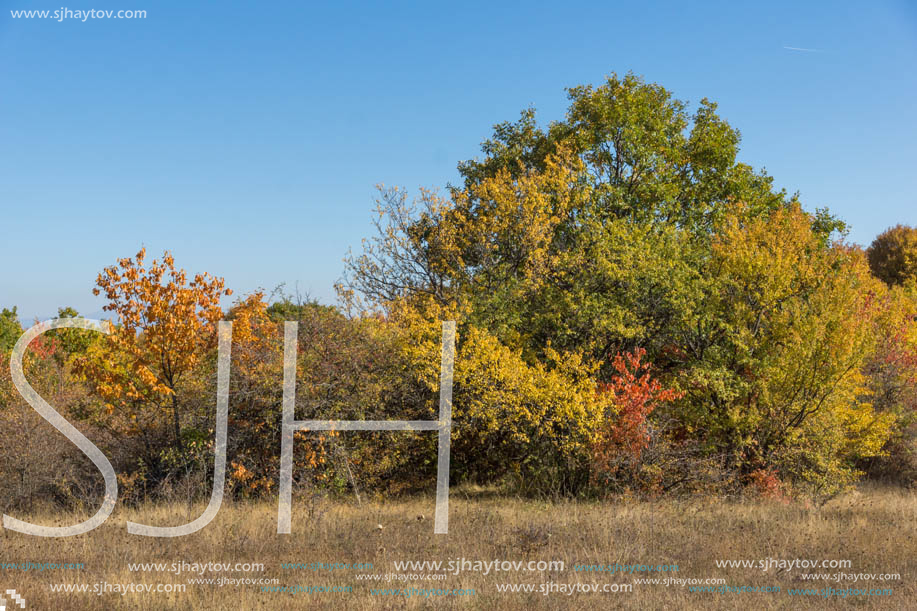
left=74, top=248, right=231, bottom=451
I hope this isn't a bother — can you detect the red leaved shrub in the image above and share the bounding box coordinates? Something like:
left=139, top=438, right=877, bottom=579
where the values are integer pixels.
left=591, top=348, right=683, bottom=489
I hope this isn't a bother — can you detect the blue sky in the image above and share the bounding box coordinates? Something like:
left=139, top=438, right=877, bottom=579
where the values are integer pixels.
left=1, top=0, right=915, bottom=322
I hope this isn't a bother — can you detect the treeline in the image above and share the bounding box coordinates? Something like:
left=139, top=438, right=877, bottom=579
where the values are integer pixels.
left=2, top=73, right=916, bottom=513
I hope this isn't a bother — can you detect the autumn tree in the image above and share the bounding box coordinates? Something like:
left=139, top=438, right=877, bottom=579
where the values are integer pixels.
left=73, top=248, right=231, bottom=452
left=0, top=307, right=22, bottom=353
left=224, top=293, right=350, bottom=497
left=860, top=283, right=917, bottom=482
left=867, top=224, right=917, bottom=286
left=665, top=204, right=892, bottom=499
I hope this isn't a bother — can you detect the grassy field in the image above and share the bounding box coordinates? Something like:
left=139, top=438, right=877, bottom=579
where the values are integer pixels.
left=1, top=486, right=915, bottom=610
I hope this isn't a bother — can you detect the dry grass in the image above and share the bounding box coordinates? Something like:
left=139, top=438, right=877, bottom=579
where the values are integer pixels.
left=1, top=485, right=915, bottom=610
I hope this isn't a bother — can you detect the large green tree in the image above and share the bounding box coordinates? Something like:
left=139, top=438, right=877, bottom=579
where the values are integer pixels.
left=344, top=73, right=846, bottom=368
left=344, top=73, right=885, bottom=496
left=456, top=72, right=827, bottom=233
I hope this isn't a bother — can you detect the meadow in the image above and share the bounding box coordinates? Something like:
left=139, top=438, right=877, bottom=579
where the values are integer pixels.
left=2, top=485, right=914, bottom=610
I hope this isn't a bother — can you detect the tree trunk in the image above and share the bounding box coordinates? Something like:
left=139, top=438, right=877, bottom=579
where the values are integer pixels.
left=171, top=393, right=182, bottom=451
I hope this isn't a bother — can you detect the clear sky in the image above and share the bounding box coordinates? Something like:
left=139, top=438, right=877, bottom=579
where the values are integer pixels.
left=2, top=0, right=915, bottom=322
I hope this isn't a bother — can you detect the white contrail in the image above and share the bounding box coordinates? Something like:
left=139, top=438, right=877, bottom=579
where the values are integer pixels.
left=783, top=46, right=822, bottom=52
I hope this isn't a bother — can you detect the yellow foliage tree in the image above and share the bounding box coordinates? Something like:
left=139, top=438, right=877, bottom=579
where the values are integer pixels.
left=695, top=204, right=893, bottom=498
left=387, top=297, right=612, bottom=493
